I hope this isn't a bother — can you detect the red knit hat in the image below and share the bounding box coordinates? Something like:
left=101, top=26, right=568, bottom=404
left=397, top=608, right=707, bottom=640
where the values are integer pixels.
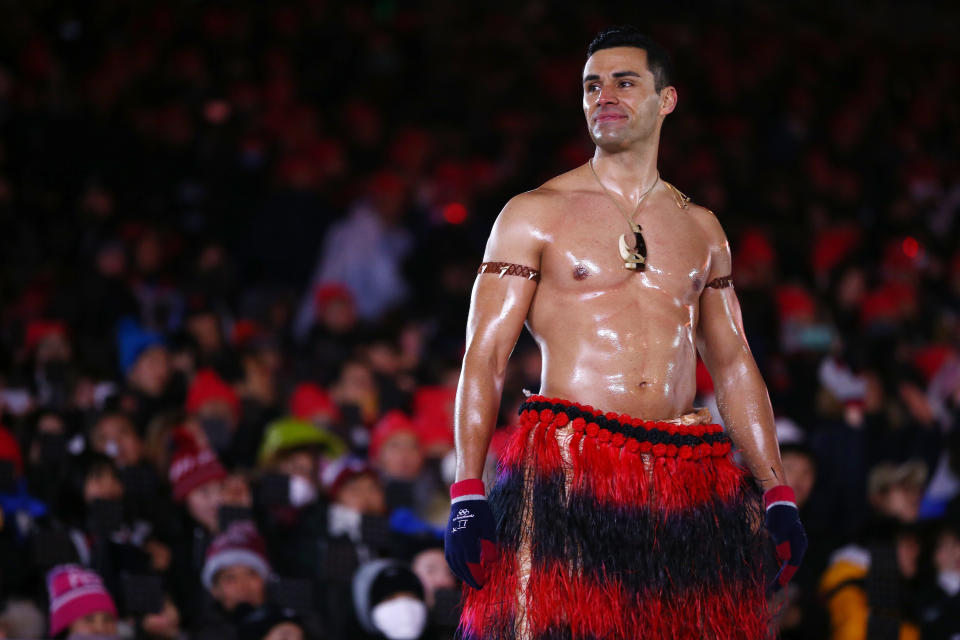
left=369, top=410, right=420, bottom=461
left=0, top=425, right=23, bottom=476
left=168, top=428, right=227, bottom=502
left=25, top=319, right=69, bottom=353
left=202, top=520, right=271, bottom=590
left=290, top=382, right=341, bottom=423
left=186, top=368, right=240, bottom=417
left=412, top=386, right=456, bottom=453
left=47, top=565, right=117, bottom=636
left=322, top=456, right=378, bottom=499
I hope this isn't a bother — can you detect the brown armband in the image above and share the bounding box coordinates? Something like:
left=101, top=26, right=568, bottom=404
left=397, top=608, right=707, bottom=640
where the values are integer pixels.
left=705, top=275, right=733, bottom=289
left=478, top=262, right=541, bottom=282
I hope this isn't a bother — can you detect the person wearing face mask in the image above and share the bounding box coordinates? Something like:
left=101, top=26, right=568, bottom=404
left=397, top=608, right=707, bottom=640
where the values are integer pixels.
left=254, top=417, right=346, bottom=580
left=918, top=520, right=960, bottom=639
left=185, top=368, right=242, bottom=465
left=352, top=559, right=432, bottom=640
left=167, top=428, right=250, bottom=627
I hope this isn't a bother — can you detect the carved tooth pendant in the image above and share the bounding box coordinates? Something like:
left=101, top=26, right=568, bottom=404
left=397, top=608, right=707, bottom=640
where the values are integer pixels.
left=618, top=234, right=645, bottom=270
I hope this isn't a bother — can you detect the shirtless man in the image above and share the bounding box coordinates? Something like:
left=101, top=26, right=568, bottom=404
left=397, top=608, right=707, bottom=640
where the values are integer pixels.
left=444, top=26, right=806, bottom=640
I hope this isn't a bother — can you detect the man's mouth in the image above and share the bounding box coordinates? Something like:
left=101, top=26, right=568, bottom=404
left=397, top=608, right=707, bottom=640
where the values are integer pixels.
left=594, top=112, right=626, bottom=123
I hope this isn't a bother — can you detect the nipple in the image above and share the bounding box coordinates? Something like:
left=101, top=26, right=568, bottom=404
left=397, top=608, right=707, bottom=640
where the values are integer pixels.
left=573, top=264, right=589, bottom=280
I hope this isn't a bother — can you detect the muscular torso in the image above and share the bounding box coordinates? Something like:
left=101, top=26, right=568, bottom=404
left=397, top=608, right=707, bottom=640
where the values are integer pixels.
left=523, top=167, right=716, bottom=420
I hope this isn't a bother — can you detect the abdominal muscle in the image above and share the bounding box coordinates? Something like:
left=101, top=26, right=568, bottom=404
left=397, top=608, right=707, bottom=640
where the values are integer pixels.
left=528, top=292, right=699, bottom=420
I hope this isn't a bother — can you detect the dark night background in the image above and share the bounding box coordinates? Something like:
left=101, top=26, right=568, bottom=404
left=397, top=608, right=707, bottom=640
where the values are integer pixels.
left=0, top=1, right=958, bottom=638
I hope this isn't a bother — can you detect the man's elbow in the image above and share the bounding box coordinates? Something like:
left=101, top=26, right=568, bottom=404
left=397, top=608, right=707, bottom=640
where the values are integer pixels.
left=462, top=343, right=510, bottom=383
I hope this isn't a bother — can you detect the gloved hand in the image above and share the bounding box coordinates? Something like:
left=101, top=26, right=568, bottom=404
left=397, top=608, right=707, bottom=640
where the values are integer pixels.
left=764, top=485, right=808, bottom=592
left=444, top=479, right=496, bottom=589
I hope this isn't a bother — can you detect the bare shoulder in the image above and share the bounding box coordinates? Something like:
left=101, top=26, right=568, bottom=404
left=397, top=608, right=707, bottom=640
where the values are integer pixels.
left=491, top=165, right=588, bottom=234
left=685, top=201, right=728, bottom=250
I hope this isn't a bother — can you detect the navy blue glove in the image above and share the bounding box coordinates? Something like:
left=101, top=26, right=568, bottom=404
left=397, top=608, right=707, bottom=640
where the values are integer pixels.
left=444, top=479, right=496, bottom=590
left=764, top=485, right=808, bottom=592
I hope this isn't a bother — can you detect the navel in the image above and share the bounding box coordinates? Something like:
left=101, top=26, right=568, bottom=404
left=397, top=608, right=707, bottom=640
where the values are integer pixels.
left=573, top=264, right=589, bottom=280
left=638, top=381, right=649, bottom=389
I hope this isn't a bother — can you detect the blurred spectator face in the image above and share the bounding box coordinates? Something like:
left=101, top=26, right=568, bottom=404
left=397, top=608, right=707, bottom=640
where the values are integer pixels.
left=129, top=346, right=171, bottom=397
left=29, top=412, right=66, bottom=465
left=140, top=598, right=180, bottom=640
left=935, top=529, right=960, bottom=574
left=135, top=232, right=164, bottom=276
left=211, top=565, right=266, bottom=612
left=68, top=611, right=117, bottom=638
left=187, top=311, right=222, bottom=354
left=369, top=171, right=407, bottom=224
left=186, top=479, right=223, bottom=532
left=196, top=401, right=238, bottom=452
left=336, top=473, right=385, bottom=516
left=275, top=450, right=317, bottom=485
left=91, top=414, right=143, bottom=467
left=367, top=341, right=401, bottom=375
left=34, top=332, right=72, bottom=365
left=781, top=450, right=816, bottom=508
left=896, top=532, right=920, bottom=579
left=377, top=432, right=424, bottom=481
left=265, top=622, right=304, bottom=640
left=899, top=381, right=934, bottom=424
left=582, top=47, right=674, bottom=151
left=332, top=361, right=378, bottom=422
left=321, top=297, right=356, bottom=333
left=96, top=243, right=126, bottom=278
left=412, top=548, right=455, bottom=608
left=872, top=481, right=923, bottom=522
left=84, top=466, right=124, bottom=502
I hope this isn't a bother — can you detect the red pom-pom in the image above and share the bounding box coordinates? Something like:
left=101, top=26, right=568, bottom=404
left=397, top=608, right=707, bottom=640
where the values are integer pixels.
left=652, top=443, right=667, bottom=456
left=625, top=438, right=640, bottom=453
left=666, top=444, right=677, bottom=457
left=679, top=445, right=693, bottom=459
left=612, top=433, right=625, bottom=447
left=618, top=413, right=631, bottom=425
left=639, top=441, right=652, bottom=453
left=605, top=412, right=618, bottom=421
left=555, top=412, right=569, bottom=427
left=598, top=429, right=611, bottom=443
left=572, top=417, right=586, bottom=432
left=539, top=409, right=554, bottom=424
left=586, top=422, right=599, bottom=437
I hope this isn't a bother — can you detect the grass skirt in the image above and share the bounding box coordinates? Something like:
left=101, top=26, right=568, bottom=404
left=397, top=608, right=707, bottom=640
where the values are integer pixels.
left=458, top=395, right=772, bottom=640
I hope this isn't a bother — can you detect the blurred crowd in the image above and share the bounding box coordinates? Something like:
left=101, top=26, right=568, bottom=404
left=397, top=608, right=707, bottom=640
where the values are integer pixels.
left=0, top=1, right=959, bottom=638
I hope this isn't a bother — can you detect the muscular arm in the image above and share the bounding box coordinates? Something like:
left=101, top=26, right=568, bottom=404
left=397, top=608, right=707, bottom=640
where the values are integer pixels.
left=695, top=214, right=785, bottom=492
left=454, top=196, right=544, bottom=481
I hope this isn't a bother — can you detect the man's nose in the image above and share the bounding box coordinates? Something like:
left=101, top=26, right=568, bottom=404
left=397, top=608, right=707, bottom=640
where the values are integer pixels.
left=596, top=84, right=618, bottom=104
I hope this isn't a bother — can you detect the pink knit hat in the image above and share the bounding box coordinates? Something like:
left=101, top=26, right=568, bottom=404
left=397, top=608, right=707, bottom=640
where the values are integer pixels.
left=47, top=565, right=117, bottom=636
left=202, top=520, right=271, bottom=590
left=168, top=428, right=227, bottom=502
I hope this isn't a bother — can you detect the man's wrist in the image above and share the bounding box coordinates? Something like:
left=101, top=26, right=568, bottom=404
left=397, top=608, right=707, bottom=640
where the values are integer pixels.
left=450, top=478, right=486, bottom=503
left=763, top=485, right=797, bottom=510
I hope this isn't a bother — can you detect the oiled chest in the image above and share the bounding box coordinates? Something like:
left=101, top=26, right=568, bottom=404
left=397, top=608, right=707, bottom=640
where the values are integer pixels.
left=540, top=194, right=712, bottom=304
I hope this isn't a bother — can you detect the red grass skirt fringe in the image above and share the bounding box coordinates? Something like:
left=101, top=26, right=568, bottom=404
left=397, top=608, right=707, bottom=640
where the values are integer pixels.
left=458, top=396, right=772, bottom=640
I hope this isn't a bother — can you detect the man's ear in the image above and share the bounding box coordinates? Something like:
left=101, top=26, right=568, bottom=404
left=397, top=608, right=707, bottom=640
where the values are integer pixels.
left=659, top=86, right=678, bottom=115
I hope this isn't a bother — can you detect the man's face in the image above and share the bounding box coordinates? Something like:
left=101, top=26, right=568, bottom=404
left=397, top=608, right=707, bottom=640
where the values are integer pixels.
left=582, top=47, right=675, bottom=151
left=211, top=565, right=266, bottom=612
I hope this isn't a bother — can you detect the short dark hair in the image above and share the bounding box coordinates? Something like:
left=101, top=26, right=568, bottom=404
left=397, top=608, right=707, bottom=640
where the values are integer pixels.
left=587, top=26, right=674, bottom=93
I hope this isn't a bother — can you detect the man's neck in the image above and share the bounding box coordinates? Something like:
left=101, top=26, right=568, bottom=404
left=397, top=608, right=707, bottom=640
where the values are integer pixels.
left=591, top=144, right=660, bottom=201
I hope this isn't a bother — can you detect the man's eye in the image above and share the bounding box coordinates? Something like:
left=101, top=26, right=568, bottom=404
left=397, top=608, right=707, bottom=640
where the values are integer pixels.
left=619, top=81, right=633, bottom=88
left=587, top=84, right=599, bottom=92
